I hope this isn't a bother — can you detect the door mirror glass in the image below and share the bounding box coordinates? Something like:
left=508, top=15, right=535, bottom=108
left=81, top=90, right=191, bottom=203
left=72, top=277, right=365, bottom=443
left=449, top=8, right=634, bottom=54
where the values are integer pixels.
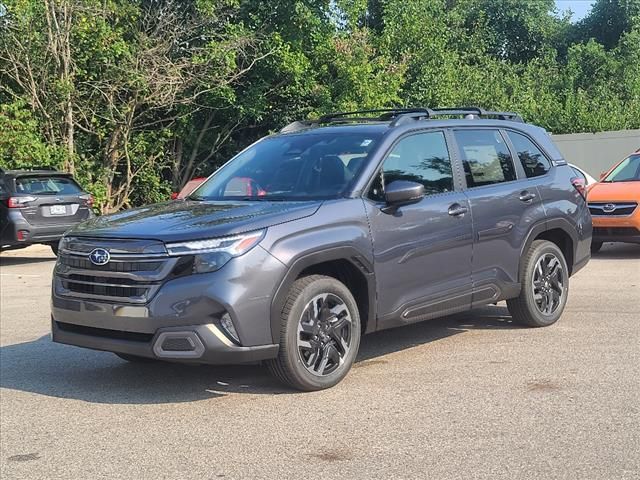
left=384, top=180, right=425, bottom=206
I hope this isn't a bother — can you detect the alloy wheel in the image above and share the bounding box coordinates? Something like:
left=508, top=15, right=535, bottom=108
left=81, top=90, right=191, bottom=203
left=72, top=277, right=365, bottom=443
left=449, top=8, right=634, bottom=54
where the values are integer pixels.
left=296, top=293, right=353, bottom=376
left=531, top=253, right=564, bottom=315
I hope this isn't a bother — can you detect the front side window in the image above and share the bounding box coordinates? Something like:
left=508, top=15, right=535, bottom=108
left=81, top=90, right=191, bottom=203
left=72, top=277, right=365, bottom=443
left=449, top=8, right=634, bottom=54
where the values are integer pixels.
left=454, top=129, right=516, bottom=188
left=507, top=131, right=551, bottom=178
left=603, top=154, right=640, bottom=182
left=191, top=132, right=382, bottom=201
left=369, top=131, right=453, bottom=201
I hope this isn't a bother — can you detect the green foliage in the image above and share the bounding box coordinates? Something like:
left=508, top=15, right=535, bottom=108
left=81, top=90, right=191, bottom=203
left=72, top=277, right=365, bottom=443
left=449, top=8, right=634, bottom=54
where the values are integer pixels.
left=1, top=0, right=639, bottom=211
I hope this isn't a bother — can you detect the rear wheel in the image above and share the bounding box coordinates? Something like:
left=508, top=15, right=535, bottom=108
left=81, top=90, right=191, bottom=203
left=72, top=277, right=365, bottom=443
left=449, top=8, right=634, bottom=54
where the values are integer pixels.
left=266, top=275, right=361, bottom=391
left=507, top=240, right=569, bottom=327
left=590, top=241, right=603, bottom=253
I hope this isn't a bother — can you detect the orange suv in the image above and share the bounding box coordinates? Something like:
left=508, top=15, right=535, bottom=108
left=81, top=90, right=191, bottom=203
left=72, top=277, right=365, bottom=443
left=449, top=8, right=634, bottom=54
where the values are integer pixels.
left=587, top=150, right=640, bottom=252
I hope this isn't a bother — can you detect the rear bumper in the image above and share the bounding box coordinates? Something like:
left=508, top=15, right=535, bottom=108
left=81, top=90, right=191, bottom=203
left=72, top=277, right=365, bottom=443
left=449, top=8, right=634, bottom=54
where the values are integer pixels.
left=1, top=211, right=90, bottom=247
left=52, top=318, right=279, bottom=364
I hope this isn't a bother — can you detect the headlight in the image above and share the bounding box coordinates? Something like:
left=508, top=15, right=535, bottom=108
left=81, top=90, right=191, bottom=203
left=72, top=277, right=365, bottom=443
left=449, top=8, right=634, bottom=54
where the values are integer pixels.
left=165, top=230, right=265, bottom=273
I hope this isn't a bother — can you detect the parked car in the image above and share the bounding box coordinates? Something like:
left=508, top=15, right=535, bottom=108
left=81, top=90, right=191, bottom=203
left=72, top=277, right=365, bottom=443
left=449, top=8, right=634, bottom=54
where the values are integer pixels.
left=51, top=107, right=592, bottom=391
left=170, top=177, right=206, bottom=200
left=587, top=150, right=640, bottom=252
left=569, top=163, right=597, bottom=186
left=1, top=168, right=94, bottom=255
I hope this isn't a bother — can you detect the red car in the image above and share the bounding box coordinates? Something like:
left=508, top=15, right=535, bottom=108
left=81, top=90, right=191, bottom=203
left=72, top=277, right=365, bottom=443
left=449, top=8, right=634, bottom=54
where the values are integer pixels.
left=170, top=177, right=206, bottom=200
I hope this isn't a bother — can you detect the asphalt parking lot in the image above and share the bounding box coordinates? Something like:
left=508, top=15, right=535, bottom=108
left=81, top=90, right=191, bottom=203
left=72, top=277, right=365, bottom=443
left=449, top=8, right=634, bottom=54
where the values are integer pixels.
left=1, top=244, right=639, bottom=480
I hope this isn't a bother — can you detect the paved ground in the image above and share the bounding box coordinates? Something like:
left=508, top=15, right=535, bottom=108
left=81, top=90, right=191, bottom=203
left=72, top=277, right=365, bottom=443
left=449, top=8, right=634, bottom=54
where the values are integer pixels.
left=1, top=243, right=639, bottom=480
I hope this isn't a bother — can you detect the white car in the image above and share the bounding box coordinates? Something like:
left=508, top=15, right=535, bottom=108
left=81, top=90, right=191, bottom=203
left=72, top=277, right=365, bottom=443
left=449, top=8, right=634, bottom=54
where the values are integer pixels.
left=569, top=163, right=597, bottom=186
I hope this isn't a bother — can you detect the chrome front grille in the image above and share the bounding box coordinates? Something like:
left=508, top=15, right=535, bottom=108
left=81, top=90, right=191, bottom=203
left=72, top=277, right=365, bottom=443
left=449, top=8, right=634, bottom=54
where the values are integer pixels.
left=588, top=202, right=637, bottom=216
left=54, top=237, right=179, bottom=304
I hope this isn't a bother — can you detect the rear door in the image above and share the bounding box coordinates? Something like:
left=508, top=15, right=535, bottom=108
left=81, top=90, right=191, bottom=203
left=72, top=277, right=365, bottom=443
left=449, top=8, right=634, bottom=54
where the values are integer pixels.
left=14, top=175, right=91, bottom=225
left=452, top=128, right=546, bottom=305
left=365, top=130, right=473, bottom=328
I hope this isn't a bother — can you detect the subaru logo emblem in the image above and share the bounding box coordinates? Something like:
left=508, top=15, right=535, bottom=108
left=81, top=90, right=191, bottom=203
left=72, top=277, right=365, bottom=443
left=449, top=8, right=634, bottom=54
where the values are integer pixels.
left=89, top=248, right=110, bottom=266
left=603, top=203, right=616, bottom=213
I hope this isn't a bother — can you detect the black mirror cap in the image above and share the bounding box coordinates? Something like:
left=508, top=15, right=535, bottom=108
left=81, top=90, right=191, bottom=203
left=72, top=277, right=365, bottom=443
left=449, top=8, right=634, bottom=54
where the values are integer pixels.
left=384, top=180, right=425, bottom=206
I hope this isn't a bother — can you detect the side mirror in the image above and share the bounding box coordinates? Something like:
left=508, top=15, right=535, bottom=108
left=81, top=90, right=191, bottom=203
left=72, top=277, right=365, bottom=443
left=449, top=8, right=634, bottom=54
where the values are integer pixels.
left=383, top=180, right=424, bottom=209
left=599, top=171, right=607, bottom=181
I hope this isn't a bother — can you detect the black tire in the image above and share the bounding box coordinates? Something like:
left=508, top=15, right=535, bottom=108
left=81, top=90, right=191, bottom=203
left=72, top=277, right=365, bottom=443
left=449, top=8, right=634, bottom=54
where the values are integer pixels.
left=49, top=242, right=59, bottom=256
left=590, top=241, right=603, bottom=253
left=507, top=240, right=569, bottom=328
left=266, top=275, right=361, bottom=391
left=114, top=352, right=158, bottom=363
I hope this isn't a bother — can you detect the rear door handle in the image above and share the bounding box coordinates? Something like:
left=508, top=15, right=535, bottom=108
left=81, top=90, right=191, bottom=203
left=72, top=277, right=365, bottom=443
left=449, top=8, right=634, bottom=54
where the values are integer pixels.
left=519, top=191, right=536, bottom=202
left=448, top=204, right=468, bottom=217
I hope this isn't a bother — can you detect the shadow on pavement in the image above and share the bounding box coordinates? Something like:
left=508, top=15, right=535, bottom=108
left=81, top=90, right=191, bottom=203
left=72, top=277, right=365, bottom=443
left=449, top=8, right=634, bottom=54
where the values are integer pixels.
left=0, top=305, right=516, bottom=404
left=591, top=243, right=640, bottom=260
left=0, top=254, right=56, bottom=266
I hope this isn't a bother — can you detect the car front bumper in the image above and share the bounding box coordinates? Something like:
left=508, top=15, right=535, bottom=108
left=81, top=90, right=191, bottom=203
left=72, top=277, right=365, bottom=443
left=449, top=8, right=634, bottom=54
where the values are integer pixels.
left=51, top=245, right=284, bottom=364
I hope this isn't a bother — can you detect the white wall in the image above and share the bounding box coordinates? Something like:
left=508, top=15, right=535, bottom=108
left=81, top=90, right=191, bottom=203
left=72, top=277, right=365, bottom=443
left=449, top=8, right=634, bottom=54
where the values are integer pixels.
left=551, top=129, right=640, bottom=177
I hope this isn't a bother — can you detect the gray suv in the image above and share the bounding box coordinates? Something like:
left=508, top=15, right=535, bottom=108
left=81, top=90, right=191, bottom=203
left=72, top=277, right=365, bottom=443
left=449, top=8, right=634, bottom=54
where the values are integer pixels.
left=51, top=108, right=592, bottom=391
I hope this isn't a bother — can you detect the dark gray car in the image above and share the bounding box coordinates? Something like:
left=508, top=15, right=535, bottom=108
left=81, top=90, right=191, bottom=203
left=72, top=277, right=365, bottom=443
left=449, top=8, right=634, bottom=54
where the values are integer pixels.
left=1, top=169, right=94, bottom=255
left=50, top=108, right=592, bottom=391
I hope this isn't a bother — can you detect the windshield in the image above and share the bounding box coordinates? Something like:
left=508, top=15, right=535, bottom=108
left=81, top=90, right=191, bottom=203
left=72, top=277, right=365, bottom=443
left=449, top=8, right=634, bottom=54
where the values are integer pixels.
left=15, top=176, right=82, bottom=195
left=190, top=132, right=382, bottom=201
left=603, top=154, right=640, bottom=182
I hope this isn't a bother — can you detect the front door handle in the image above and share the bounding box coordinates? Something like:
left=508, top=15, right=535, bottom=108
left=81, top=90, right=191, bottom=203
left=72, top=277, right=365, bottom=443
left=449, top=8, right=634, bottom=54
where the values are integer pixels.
left=519, top=191, right=536, bottom=202
left=448, top=204, right=468, bottom=217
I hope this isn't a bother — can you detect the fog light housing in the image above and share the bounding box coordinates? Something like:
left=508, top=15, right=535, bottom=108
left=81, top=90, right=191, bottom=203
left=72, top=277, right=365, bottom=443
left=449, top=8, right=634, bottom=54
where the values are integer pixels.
left=219, top=313, right=240, bottom=345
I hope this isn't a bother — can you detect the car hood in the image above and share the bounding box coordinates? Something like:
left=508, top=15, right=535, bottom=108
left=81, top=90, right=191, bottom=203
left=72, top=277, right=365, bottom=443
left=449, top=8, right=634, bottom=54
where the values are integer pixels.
left=69, top=200, right=322, bottom=242
left=587, top=182, right=640, bottom=203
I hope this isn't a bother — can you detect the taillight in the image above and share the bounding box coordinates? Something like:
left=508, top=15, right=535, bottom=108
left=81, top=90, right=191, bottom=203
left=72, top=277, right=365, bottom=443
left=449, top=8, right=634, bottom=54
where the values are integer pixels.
left=79, top=194, right=94, bottom=207
left=571, top=177, right=587, bottom=200
left=7, top=196, right=36, bottom=208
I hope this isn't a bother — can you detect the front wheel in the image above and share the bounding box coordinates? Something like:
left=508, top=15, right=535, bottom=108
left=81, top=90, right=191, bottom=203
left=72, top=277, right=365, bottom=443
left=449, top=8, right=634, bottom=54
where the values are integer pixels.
left=507, top=240, right=569, bottom=328
left=266, top=275, right=361, bottom=391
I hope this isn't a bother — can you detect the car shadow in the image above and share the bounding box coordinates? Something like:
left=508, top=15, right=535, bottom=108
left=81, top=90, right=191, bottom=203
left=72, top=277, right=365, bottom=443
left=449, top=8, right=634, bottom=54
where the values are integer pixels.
left=0, top=306, right=517, bottom=404
left=0, top=254, right=56, bottom=266
left=591, top=243, right=640, bottom=259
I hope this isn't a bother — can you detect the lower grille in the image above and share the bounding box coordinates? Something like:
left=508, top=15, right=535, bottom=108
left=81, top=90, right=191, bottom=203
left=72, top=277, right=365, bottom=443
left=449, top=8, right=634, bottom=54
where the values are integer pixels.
left=56, top=321, right=154, bottom=342
left=593, top=227, right=640, bottom=236
left=61, top=279, right=148, bottom=299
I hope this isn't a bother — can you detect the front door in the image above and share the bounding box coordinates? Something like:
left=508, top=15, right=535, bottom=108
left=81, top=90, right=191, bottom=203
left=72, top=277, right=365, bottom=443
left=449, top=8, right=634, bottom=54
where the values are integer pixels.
left=364, top=130, right=474, bottom=329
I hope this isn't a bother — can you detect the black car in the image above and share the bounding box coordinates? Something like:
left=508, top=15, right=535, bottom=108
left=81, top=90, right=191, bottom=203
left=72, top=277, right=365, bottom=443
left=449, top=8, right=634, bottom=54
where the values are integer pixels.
left=0, top=168, right=94, bottom=255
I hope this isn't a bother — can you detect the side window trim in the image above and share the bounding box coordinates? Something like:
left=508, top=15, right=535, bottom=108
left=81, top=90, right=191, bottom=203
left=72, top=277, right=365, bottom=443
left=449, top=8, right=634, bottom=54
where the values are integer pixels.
left=451, top=127, right=521, bottom=190
left=362, top=128, right=458, bottom=202
left=502, top=128, right=554, bottom=180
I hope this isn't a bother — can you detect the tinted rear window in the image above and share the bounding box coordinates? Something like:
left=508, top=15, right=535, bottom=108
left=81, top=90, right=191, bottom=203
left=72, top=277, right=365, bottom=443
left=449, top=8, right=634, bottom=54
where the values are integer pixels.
left=15, top=176, right=82, bottom=195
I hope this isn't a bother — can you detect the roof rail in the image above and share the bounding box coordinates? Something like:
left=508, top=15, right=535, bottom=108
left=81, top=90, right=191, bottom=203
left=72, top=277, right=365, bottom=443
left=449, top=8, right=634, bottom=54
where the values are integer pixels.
left=280, top=106, right=524, bottom=133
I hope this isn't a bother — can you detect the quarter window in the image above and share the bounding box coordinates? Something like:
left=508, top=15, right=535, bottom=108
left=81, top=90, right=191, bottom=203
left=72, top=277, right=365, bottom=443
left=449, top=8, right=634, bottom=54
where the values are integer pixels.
left=507, top=131, right=551, bottom=178
left=454, top=129, right=516, bottom=188
left=369, top=131, right=453, bottom=201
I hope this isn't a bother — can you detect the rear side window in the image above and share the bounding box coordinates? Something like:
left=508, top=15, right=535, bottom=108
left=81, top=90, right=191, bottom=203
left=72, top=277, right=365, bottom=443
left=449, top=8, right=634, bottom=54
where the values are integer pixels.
left=454, top=129, right=516, bottom=188
left=507, top=131, right=551, bottom=178
left=369, top=131, right=454, bottom=200
left=15, top=176, right=82, bottom=195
